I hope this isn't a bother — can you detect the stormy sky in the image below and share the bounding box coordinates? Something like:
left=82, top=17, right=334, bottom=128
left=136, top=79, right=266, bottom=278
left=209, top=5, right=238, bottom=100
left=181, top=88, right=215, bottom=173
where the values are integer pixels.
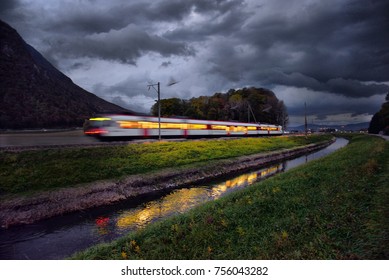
left=1, top=0, right=389, bottom=126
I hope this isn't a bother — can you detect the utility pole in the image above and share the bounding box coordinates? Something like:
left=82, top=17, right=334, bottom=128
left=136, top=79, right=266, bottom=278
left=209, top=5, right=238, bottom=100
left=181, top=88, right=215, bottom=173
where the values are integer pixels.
left=147, top=80, right=178, bottom=141
left=148, top=82, right=161, bottom=141
left=157, top=82, right=161, bottom=141
left=304, top=102, right=308, bottom=137
left=248, top=104, right=258, bottom=123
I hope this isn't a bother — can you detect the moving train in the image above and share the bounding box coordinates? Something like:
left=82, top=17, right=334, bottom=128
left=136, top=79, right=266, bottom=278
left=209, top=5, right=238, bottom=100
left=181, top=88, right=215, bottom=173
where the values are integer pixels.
left=84, top=114, right=283, bottom=139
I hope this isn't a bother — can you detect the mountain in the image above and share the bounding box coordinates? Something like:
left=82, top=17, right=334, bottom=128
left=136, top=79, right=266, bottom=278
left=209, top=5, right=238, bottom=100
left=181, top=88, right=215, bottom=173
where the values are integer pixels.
left=0, top=19, right=132, bottom=129
left=289, top=122, right=370, bottom=132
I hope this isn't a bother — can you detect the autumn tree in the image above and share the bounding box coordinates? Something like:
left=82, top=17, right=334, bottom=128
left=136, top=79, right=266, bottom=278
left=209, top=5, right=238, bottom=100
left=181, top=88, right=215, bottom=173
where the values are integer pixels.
left=150, top=87, right=288, bottom=126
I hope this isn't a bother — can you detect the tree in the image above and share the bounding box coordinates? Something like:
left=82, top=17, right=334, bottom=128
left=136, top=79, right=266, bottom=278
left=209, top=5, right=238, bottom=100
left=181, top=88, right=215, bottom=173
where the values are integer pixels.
left=368, top=112, right=384, bottom=134
left=151, top=98, right=184, bottom=117
left=228, top=93, right=244, bottom=121
left=150, top=87, right=289, bottom=127
left=368, top=93, right=389, bottom=135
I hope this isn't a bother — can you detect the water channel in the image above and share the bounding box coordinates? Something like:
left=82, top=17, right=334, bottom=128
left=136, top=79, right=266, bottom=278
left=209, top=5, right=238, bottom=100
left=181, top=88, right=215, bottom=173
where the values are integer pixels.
left=0, top=138, right=348, bottom=260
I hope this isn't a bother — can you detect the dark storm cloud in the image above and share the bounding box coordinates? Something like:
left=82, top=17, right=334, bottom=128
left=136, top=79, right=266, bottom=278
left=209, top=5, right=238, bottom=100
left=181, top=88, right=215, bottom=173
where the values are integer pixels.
left=44, top=1, right=179, bottom=35
left=203, top=0, right=389, bottom=98
left=326, top=79, right=388, bottom=98
left=164, top=0, right=248, bottom=41
left=1, top=0, right=388, bottom=123
left=160, top=61, right=172, bottom=68
left=0, top=0, right=19, bottom=12
left=0, top=0, right=25, bottom=22
left=0, top=0, right=199, bottom=63
left=149, top=0, right=245, bottom=22
left=262, top=72, right=388, bottom=98
left=4, top=0, right=245, bottom=65
left=37, top=0, right=244, bottom=37
left=45, top=24, right=194, bottom=65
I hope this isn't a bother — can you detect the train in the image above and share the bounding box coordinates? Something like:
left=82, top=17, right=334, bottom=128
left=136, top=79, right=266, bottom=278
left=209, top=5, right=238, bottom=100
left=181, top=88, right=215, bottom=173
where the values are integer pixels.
left=84, top=114, right=283, bottom=139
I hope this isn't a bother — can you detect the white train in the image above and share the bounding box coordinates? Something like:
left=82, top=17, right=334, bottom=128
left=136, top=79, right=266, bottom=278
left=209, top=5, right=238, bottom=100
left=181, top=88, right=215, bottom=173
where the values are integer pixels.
left=84, top=114, right=283, bottom=139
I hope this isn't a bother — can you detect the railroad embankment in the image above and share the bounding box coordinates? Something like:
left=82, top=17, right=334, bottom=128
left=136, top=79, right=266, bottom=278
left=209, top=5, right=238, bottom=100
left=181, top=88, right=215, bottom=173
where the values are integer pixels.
left=0, top=135, right=333, bottom=227
left=72, top=135, right=389, bottom=260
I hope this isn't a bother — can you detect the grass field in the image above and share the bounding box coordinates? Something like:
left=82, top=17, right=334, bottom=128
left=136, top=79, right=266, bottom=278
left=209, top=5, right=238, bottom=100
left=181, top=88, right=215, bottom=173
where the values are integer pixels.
left=71, top=135, right=388, bottom=259
left=0, top=135, right=330, bottom=199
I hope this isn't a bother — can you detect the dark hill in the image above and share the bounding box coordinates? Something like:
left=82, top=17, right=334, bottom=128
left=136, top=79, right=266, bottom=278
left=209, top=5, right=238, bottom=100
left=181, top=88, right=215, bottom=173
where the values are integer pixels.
left=368, top=93, right=389, bottom=135
left=0, top=19, right=131, bottom=129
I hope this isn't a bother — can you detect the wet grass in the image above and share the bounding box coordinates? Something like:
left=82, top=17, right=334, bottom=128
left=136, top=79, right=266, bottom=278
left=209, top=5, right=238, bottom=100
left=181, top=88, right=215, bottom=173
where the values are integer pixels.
left=71, top=135, right=389, bottom=259
left=0, top=135, right=330, bottom=199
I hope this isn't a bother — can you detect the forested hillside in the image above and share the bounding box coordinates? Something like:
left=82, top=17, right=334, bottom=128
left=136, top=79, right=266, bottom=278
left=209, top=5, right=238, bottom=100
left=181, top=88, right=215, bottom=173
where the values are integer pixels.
left=151, top=87, right=288, bottom=126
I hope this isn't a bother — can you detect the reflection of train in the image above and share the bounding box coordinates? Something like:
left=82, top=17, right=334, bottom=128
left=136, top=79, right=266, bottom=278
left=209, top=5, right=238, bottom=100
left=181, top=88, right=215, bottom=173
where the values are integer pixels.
left=114, top=163, right=284, bottom=231
left=84, top=114, right=283, bottom=139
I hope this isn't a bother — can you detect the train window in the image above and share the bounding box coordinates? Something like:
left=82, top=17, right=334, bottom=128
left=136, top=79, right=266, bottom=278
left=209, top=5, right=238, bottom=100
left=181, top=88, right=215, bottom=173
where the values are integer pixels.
left=211, top=125, right=228, bottom=130
left=163, top=123, right=186, bottom=129
left=138, top=122, right=158, bottom=129
left=118, top=121, right=141, bottom=129
left=188, top=124, right=207, bottom=130
left=227, top=126, right=246, bottom=132
left=260, top=126, right=277, bottom=131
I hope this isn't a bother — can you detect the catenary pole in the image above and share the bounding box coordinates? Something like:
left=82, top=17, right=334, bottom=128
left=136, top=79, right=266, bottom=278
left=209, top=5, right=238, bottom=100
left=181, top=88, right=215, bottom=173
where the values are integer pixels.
left=147, top=82, right=161, bottom=141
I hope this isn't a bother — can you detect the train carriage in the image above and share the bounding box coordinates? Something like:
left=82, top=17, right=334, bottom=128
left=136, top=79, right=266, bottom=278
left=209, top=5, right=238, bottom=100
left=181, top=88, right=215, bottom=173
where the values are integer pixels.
left=84, top=115, right=283, bottom=139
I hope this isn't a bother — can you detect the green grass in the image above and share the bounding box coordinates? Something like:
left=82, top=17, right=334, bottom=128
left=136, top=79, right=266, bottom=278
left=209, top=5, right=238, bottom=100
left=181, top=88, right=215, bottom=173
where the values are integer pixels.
left=0, top=135, right=330, bottom=199
left=71, top=135, right=389, bottom=259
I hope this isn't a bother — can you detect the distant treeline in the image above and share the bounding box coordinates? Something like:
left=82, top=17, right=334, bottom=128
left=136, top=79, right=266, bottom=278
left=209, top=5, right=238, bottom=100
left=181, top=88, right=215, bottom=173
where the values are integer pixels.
left=369, top=92, right=389, bottom=135
left=151, top=87, right=288, bottom=126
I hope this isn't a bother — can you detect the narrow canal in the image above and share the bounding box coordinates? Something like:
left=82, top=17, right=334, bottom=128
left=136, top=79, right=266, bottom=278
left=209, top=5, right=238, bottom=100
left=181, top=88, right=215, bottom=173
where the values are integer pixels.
left=0, top=138, right=348, bottom=260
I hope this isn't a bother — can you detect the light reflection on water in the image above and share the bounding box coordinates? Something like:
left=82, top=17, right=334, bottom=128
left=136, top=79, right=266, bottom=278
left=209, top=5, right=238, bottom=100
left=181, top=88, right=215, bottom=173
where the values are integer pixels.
left=112, top=164, right=283, bottom=233
left=0, top=138, right=348, bottom=260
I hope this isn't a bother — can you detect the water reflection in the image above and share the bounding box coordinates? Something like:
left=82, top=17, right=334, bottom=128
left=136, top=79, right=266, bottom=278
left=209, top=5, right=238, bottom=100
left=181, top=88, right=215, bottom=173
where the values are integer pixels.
left=283, top=137, right=348, bottom=171
left=0, top=138, right=348, bottom=260
left=95, top=164, right=284, bottom=235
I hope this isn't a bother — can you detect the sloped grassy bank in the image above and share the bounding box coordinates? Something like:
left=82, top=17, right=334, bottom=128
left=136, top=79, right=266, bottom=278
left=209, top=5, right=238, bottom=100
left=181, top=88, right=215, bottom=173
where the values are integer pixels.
left=0, top=136, right=329, bottom=199
left=72, top=135, right=388, bottom=259
left=0, top=135, right=333, bottom=227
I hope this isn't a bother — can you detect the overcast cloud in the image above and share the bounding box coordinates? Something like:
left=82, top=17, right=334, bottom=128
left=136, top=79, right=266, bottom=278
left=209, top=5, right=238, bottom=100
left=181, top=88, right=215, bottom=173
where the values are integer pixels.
left=1, top=0, right=388, bottom=126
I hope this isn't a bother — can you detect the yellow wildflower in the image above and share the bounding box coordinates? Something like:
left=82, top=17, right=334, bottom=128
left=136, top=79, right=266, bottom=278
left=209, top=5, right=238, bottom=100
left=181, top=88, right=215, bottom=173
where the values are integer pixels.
left=121, top=251, right=127, bottom=259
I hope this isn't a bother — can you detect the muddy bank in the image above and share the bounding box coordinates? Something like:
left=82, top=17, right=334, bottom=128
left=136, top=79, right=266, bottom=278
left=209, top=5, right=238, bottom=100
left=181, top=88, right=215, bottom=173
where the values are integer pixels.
left=0, top=139, right=335, bottom=228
